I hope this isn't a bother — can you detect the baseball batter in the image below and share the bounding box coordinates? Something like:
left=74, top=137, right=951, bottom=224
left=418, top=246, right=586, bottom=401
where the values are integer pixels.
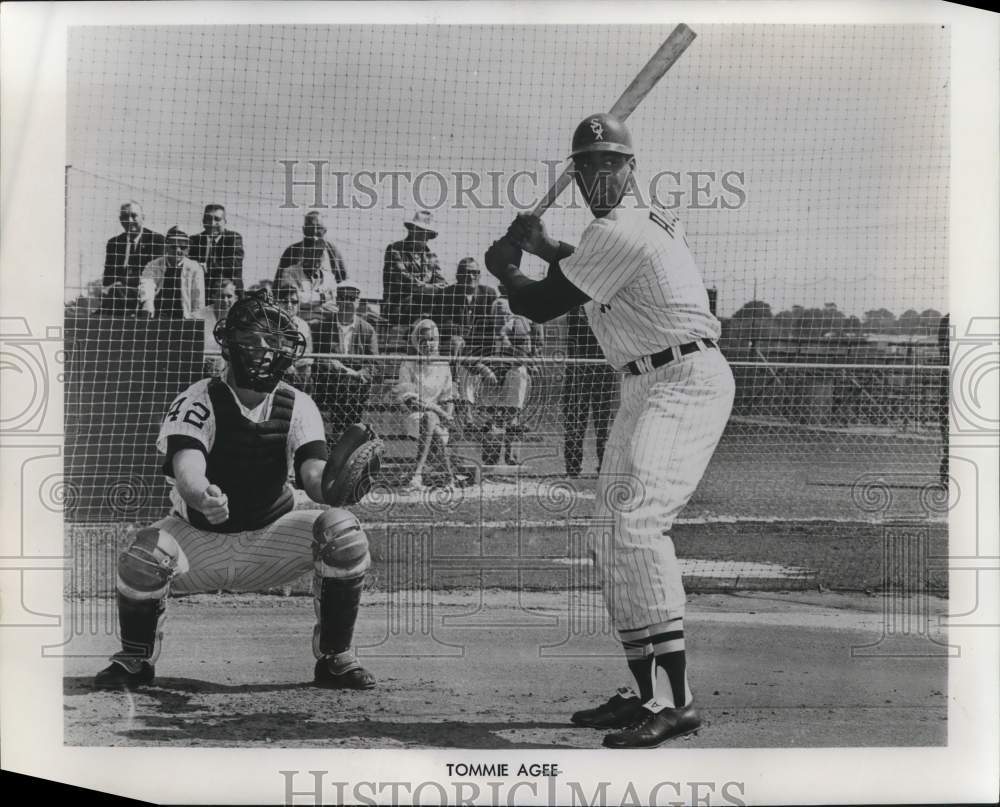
left=94, top=290, right=379, bottom=691
left=484, top=112, right=734, bottom=748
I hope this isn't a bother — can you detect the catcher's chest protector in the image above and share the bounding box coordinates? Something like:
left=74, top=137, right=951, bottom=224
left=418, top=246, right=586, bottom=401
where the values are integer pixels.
left=189, top=380, right=295, bottom=532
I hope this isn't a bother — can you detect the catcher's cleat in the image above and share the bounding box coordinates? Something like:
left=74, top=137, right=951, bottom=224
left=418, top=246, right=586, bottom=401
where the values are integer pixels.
left=601, top=703, right=702, bottom=748
left=313, top=652, right=376, bottom=690
left=94, top=659, right=155, bottom=690
left=570, top=688, right=644, bottom=729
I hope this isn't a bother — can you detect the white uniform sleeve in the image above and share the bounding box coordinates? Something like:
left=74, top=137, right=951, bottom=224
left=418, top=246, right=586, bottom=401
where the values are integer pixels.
left=559, top=217, right=647, bottom=304
left=288, top=389, right=327, bottom=455
left=156, top=379, right=215, bottom=454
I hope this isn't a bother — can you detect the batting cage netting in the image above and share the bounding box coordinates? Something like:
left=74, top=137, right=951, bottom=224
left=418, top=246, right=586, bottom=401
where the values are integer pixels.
left=64, top=25, right=949, bottom=597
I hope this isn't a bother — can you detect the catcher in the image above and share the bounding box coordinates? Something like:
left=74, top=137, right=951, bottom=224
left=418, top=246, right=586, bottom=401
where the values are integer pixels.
left=94, top=290, right=383, bottom=691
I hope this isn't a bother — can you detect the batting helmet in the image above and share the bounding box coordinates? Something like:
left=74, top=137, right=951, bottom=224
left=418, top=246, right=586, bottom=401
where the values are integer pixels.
left=569, top=112, right=634, bottom=159
left=214, top=289, right=307, bottom=393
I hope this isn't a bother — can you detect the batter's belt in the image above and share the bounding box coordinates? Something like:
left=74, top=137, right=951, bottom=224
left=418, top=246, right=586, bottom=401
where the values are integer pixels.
left=624, top=338, right=717, bottom=376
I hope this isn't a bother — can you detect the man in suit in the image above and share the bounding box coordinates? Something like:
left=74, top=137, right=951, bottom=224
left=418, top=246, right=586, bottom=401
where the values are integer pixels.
left=427, top=257, right=499, bottom=357
left=311, top=281, right=380, bottom=440
left=189, top=204, right=245, bottom=297
left=277, top=210, right=348, bottom=283
left=101, top=201, right=166, bottom=316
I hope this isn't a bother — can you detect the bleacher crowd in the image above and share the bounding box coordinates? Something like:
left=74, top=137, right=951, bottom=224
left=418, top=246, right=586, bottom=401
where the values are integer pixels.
left=94, top=201, right=617, bottom=489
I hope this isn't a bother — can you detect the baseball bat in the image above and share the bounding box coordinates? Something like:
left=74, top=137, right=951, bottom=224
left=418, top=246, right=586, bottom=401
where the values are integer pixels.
left=530, top=23, right=697, bottom=217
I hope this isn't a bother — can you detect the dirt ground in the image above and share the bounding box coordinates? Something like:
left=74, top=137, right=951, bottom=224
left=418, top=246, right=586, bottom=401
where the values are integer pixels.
left=63, top=589, right=948, bottom=749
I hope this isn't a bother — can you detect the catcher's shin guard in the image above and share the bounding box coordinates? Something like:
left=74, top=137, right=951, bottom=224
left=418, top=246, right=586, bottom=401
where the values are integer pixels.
left=313, top=576, right=365, bottom=657
left=114, top=592, right=167, bottom=665
left=311, top=509, right=371, bottom=657
left=109, top=525, right=184, bottom=665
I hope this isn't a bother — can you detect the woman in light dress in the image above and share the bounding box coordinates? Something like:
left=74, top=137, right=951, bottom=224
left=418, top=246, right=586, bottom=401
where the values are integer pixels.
left=393, top=319, right=455, bottom=490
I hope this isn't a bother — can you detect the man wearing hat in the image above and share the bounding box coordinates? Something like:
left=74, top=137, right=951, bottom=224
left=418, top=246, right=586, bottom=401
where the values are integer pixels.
left=311, top=281, right=380, bottom=441
left=382, top=209, right=447, bottom=326
left=277, top=210, right=348, bottom=283
left=137, top=227, right=206, bottom=320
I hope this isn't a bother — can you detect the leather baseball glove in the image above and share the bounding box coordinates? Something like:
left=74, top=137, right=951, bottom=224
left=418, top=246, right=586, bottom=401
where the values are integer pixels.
left=321, top=424, right=384, bottom=506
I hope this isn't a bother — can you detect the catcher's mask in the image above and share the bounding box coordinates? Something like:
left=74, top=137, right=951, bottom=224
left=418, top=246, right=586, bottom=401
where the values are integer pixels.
left=214, top=289, right=307, bottom=393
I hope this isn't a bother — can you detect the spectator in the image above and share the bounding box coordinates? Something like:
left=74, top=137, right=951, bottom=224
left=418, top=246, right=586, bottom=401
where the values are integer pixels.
left=202, top=279, right=238, bottom=377
left=393, top=319, right=454, bottom=491
left=382, top=209, right=447, bottom=326
left=452, top=285, right=542, bottom=465
left=275, top=284, right=315, bottom=389
left=137, top=227, right=206, bottom=320
left=428, top=257, right=499, bottom=357
left=273, top=243, right=339, bottom=323
left=277, top=210, right=348, bottom=283
left=189, top=204, right=245, bottom=296
left=492, top=284, right=544, bottom=355
left=562, top=305, right=618, bottom=477
left=481, top=316, right=535, bottom=466
left=311, top=281, right=380, bottom=441
left=102, top=201, right=165, bottom=316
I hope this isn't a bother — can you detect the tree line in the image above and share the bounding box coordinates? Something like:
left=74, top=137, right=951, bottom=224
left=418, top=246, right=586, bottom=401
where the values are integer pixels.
left=725, top=301, right=944, bottom=339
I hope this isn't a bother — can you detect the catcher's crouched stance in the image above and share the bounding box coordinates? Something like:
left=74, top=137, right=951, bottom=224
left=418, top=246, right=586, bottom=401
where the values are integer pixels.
left=95, top=290, right=384, bottom=691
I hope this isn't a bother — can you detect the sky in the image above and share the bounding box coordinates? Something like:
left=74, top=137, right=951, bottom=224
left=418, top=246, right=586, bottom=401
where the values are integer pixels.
left=65, top=24, right=949, bottom=318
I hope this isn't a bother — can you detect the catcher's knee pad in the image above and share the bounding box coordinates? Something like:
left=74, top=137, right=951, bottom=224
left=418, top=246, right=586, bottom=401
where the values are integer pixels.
left=312, top=508, right=371, bottom=580
left=117, top=526, right=188, bottom=600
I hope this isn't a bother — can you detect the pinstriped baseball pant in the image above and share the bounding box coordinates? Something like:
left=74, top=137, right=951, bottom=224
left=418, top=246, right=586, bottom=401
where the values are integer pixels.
left=592, top=347, right=734, bottom=629
left=156, top=510, right=321, bottom=594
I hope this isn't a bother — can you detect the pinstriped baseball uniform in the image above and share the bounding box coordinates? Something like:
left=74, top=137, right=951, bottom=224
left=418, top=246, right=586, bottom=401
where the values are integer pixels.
left=154, top=377, right=326, bottom=592
left=560, top=201, right=734, bottom=629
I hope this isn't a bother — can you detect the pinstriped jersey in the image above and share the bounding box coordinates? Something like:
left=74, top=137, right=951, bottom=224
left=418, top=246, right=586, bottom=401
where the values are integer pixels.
left=559, top=202, right=721, bottom=370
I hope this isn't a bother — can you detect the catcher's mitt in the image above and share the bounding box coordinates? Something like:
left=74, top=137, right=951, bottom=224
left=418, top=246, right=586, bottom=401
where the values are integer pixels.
left=321, top=424, right=384, bottom=506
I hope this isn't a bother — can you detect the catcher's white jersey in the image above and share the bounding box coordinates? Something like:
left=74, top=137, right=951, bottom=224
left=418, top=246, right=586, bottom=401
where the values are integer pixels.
left=157, top=378, right=325, bottom=519
left=560, top=202, right=721, bottom=369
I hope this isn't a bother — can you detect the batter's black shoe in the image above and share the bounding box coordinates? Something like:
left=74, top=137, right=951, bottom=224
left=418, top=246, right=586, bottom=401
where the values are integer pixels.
left=571, top=688, right=644, bottom=729
left=314, top=652, right=376, bottom=690
left=602, top=703, right=702, bottom=748
left=94, top=659, right=155, bottom=690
